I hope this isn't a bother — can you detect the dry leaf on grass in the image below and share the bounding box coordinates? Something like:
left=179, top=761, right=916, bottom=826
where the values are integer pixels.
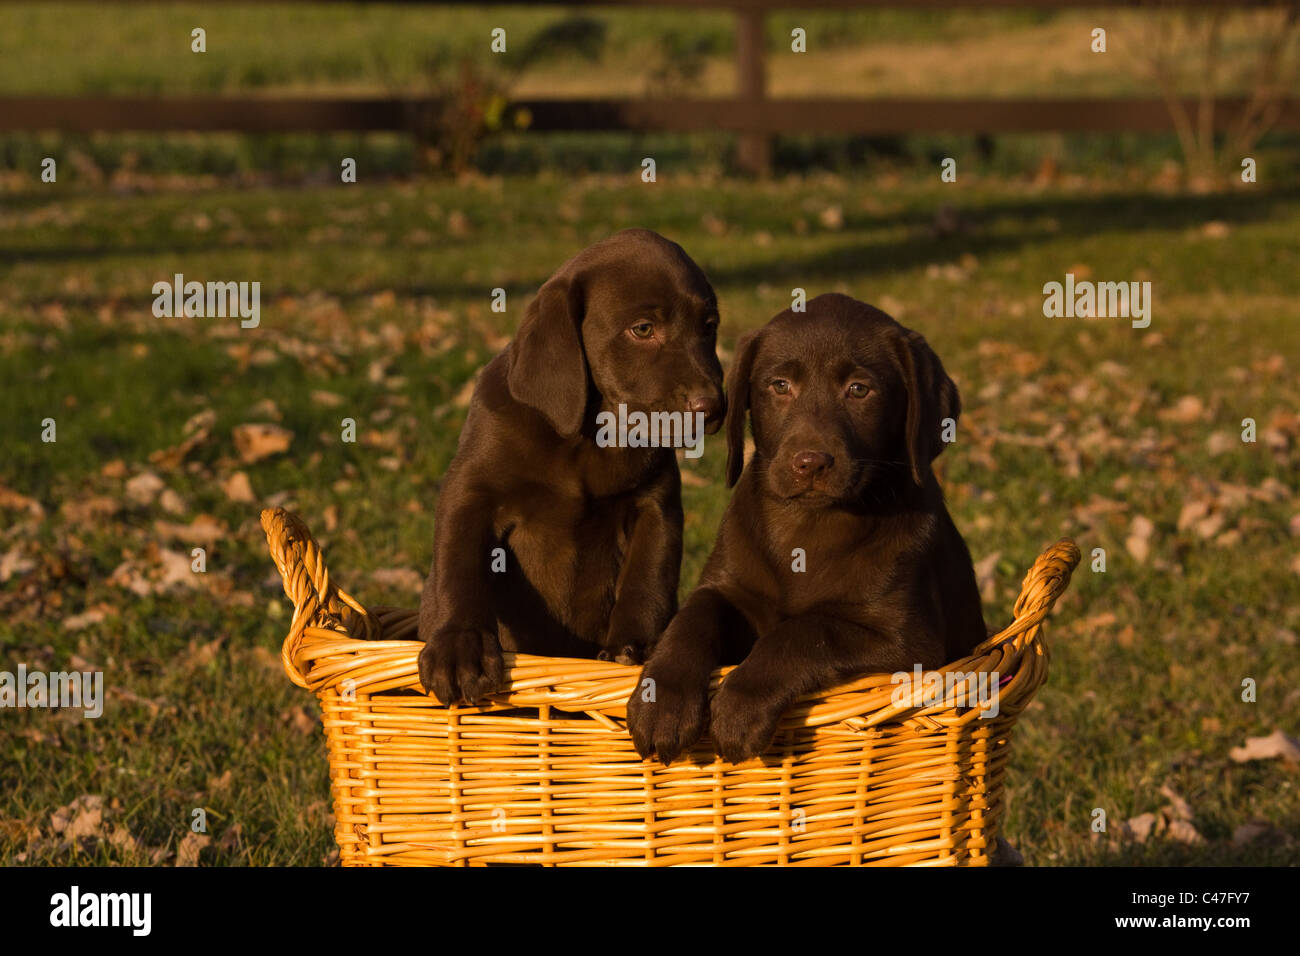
left=247, top=398, right=282, bottom=421
left=1122, top=812, right=1161, bottom=843
left=108, top=826, right=143, bottom=855
left=124, top=470, right=165, bottom=505
left=0, top=545, right=35, bottom=583
left=0, top=485, right=44, bottom=518
left=311, top=389, right=345, bottom=408
left=175, top=831, right=211, bottom=867
left=150, top=409, right=215, bottom=470
left=61, top=608, right=107, bottom=631
left=153, top=515, right=226, bottom=546
left=218, top=823, right=243, bottom=853
left=1157, top=395, right=1205, bottom=424
left=1125, top=515, right=1155, bottom=564
left=187, top=636, right=225, bottom=667
left=1229, top=729, right=1300, bottom=764
left=59, top=495, right=119, bottom=525
left=221, top=471, right=255, bottom=503
left=50, top=795, right=104, bottom=841
left=284, top=706, right=317, bottom=735
left=233, top=423, right=293, bottom=464
left=1159, top=783, right=1193, bottom=822
left=1166, top=819, right=1203, bottom=844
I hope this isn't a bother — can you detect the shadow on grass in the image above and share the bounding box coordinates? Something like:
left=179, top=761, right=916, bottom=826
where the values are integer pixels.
left=4, top=184, right=1297, bottom=309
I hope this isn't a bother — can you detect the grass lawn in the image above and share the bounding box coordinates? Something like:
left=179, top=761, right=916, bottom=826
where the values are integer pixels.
left=1, top=167, right=1297, bottom=865
left=0, top=2, right=1287, bottom=98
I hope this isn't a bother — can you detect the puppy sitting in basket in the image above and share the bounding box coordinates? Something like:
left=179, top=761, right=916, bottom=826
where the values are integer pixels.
left=417, top=229, right=725, bottom=705
left=627, top=293, right=986, bottom=765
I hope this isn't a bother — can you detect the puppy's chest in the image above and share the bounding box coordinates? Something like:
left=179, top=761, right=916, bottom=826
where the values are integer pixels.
left=494, top=487, right=637, bottom=607
left=737, top=526, right=898, bottom=624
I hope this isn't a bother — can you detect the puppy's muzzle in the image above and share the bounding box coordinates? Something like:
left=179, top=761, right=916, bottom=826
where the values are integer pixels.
left=790, top=449, right=835, bottom=490
left=689, top=392, right=726, bottom=434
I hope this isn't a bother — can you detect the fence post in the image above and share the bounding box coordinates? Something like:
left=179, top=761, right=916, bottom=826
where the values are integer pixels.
left=735, top=6, right=770, bottom=176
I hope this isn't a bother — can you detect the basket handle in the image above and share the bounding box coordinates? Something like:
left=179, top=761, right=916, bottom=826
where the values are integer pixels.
left=971, top=538, right=1081, bottom=656
left=972, top=538, right=1081, bottom=658
left=260, top=507, right=379, bottom=688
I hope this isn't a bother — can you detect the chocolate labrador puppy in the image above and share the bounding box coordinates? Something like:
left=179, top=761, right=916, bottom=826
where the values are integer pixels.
left=627, top=293, right=985, bottom=764
left=418, top=229, right=725, bottom=705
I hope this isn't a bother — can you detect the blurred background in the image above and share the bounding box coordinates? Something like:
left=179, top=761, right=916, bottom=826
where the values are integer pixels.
left=1, top=1, right=1298, bottom=867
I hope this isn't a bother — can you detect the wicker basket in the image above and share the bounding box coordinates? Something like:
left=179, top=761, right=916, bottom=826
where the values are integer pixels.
left=261, top=507, right=1079, bottom=867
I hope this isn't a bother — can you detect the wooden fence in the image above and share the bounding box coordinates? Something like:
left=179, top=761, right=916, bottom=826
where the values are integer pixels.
left=1, top=0, right=1297, bottom=173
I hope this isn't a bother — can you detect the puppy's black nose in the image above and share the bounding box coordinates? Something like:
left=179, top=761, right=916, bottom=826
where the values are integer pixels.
left=791, top=450, right=834, bottom=480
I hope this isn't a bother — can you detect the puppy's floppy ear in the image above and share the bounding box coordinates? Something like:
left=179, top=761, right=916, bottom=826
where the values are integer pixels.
left=892, top=328, right=961, bottom=486
left=724, top=329, right=762, bottom=488
left=506, top=276, right=587, bottom=438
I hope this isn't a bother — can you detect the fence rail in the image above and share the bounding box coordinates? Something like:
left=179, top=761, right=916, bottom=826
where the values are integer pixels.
left=1, top=0, right=1297, bottom=172
left=4, top=94, right=1295, bottom=135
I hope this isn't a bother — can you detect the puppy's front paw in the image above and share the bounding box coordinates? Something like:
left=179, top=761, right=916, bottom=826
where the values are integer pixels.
left=597, top=642, right=647, bottom=666
left=598, top=623, right=656, bottom=666
left=708, top=680, right=782, bottom=764
left=625, top=662, right=710, bottom=765
left=418, top=627, right=504, bottom=705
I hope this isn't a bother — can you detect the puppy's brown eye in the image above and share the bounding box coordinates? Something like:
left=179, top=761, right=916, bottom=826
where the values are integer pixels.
left=704, top=317, right=719, bottom=334
left=847, top=382, right=871, bottom=399
left=630, top=322, right=655, bottom=339
left=771, top=379, right=791, bottom=395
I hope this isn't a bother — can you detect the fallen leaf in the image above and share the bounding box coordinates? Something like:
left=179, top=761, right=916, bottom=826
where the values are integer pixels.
left=108, top=826, right=142, bottom=855
left=221, top=471, right=256, bottom=503
left=125, top=471, right=165, bottom=505
left=1166, top=820, right=1203, bottom=844
left=1157, top=395, right=1204, bottom=424
left=1159, top=783, right=1193, bottom=821
left=284, top=706, right=317, bottom=735
left=233, top=423, right=293, bottom=464
left=247, top=398, right=282, bottom=421
left=153, top=515, right=226, bottom=546
left=1122, top=812, right=1161, bottom=843
left=188, top=636, right=225, bottom=667
left=174, top=831, right=211, bottom=867
left=50, top=795, right=104, bottom=840
left=150, top=409, right=215, bottom=469
left=60, top=495, right=119, bottom=524
left=0, top=546, right=35, bottom=583
left=1229, top=729, right=1300, bottom=763
left=61, top=609, right=106, bottom=631
left=1206, top=431, right=1236, bottom=455
left=0, top=485, right=44, bottom=518
left=311, top=390, right=345, bottom=408
left=1126, top=515, right=1155, bottom=564
left=218, top=823, right=243, bottom=853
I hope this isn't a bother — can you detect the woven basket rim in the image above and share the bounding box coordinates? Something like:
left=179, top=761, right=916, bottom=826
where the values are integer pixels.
left=260, top=507, right=1080, bottom=731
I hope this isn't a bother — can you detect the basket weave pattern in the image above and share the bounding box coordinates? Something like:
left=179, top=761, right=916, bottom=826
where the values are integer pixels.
left=262, top=507, right=1079, bottom=866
